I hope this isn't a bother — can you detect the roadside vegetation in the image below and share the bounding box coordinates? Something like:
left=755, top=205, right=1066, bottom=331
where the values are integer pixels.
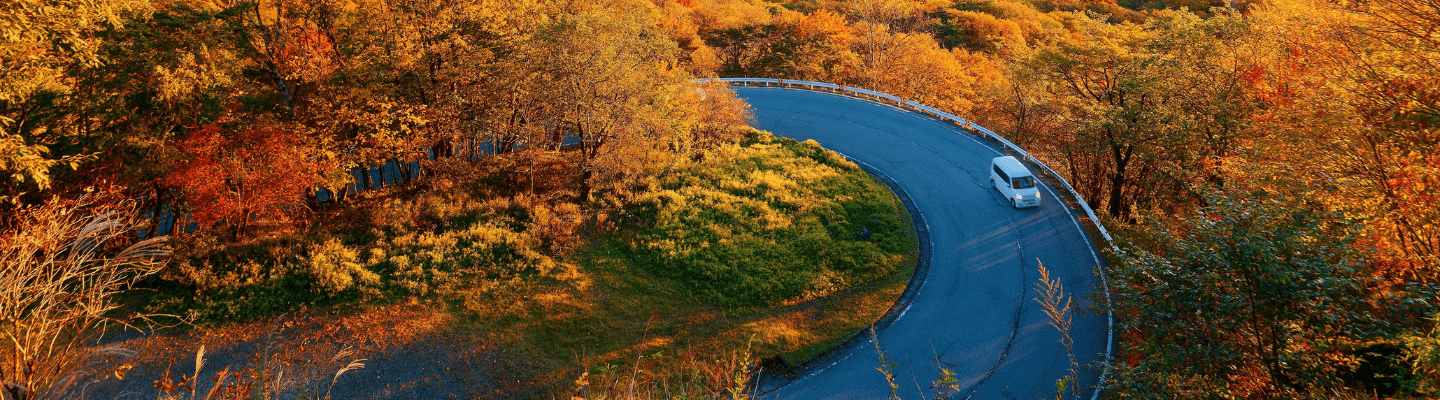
left=663, top=0, right=1440, bottom=397
left=626, top=131, right=912, bottom=308
left=4, top=121, right=914, bottom=399
left=6, top=0, right=1440, bottom=398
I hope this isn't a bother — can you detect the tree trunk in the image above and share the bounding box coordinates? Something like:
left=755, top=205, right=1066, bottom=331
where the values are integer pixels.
left=580, top=169, right=593, bottom=203
left=147, top=183, right=164, bottom=239
left=1107, top=143, right=1133, bottom=221
left=170, top=212, right=182, bottom=237
left=305, top=187, right=321, bottom=210
left=377, top=162, right=388, bottom=187
left=578, top=123, right=596, bottom=203
left=395, top=158, right=411, bottom=183
left=232, top=208, right=246, bottom=241
left=361, top=166, right=373, bottom=190
left=499, top=135, right=515, bottom=154
left=468, top=137, right=476, bottom=161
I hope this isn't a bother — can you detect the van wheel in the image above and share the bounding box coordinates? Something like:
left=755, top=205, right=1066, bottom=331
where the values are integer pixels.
left=1010, top=198, right=1016, bottom=208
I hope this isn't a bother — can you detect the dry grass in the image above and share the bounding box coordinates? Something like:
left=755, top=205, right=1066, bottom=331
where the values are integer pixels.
left=83, top=303, right=488, bottom=399
left=1033, top=261, right=1078, bottom=400
left=144, top=343, right=367, bottom=400
left=1, top=195, right=170, bottom=400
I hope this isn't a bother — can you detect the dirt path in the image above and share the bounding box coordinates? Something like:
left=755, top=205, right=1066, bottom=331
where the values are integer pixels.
left=86, top=303, right=540, bottom=399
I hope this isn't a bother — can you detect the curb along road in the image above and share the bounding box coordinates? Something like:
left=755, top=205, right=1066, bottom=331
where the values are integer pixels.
left=723, top=82, right=1113, bottom=400
left=751, top=154, right=935, bottom=394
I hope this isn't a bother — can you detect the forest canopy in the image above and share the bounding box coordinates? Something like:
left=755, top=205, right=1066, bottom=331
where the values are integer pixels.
left=3, top=0, right=1440, bottom=398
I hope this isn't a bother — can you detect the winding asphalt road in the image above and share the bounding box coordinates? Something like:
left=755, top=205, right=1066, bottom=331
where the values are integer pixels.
left=735, top=87, right=1110, bottom=400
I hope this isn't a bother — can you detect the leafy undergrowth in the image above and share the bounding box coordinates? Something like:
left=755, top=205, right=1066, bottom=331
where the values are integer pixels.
left=136, top=129, right=916, bottom=397
left=141, top=149, right=591, bottom=324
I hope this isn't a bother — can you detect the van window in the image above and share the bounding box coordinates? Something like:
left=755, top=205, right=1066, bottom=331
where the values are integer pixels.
left=1012, top=176, right=1036, bottom=189
left=993, top=165, right=1010, bottom=183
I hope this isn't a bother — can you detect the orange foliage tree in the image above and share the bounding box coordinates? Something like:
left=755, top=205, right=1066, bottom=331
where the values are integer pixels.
left=166, top=123, right=320, bottom=239
left=1234, top=0, right=1440, bottom=281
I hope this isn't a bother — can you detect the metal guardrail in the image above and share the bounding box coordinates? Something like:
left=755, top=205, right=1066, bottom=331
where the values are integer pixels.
left=705, top=77, right=1115, bottom=245
left=702, top=77, right=1117, bottom=400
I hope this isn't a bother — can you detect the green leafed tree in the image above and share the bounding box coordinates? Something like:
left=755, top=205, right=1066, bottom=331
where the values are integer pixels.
left=1109, top=188, right=1422, bottom=398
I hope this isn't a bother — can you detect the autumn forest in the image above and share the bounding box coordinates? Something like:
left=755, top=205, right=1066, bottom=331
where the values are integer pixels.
left=4, top=0, right=1440, bottom=398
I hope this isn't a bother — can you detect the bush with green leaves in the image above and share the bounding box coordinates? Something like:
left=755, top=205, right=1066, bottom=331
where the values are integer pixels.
left=303, top=238, right=379, bottom=294
left=627, top=131, right=913, bottom=308
left=1403, top=315, right=1440, bottom=396
left=1109, top=190, right=1432, bottom=399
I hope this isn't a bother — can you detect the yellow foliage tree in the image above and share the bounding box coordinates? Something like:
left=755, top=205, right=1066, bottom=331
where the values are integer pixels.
left=0, top=0, right=152, bottom=201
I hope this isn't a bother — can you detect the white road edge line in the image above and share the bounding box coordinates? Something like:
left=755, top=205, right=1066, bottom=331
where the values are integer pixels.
left=728, top=83, right=1115, bottom=400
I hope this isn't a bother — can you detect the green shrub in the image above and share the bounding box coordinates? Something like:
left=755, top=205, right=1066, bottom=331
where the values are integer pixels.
left=304, top=238, right=379, bottom=294
left=626, top=130, right=914, bottom=308
left=1404, top=314, right=1440, bottom=396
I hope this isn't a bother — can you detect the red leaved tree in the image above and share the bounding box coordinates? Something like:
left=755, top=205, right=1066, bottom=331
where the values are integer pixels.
left=166, top=123, right=320, bottom=240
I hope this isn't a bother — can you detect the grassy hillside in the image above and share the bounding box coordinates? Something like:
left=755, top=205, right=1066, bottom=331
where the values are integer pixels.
left=120, top=129, right=915, bottom=397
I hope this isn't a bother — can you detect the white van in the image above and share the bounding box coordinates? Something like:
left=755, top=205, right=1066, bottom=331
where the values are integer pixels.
left=991, top=156, right=1041, bottom=208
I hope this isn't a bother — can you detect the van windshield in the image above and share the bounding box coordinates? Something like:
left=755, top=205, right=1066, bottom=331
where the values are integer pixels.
left=1012, top=176, right=1036, bottom=189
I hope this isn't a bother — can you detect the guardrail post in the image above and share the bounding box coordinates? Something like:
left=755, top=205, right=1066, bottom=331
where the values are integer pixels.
left=707, top=77, right=1115, bottom=245
left=705, top=77, right=1118, bottom=400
